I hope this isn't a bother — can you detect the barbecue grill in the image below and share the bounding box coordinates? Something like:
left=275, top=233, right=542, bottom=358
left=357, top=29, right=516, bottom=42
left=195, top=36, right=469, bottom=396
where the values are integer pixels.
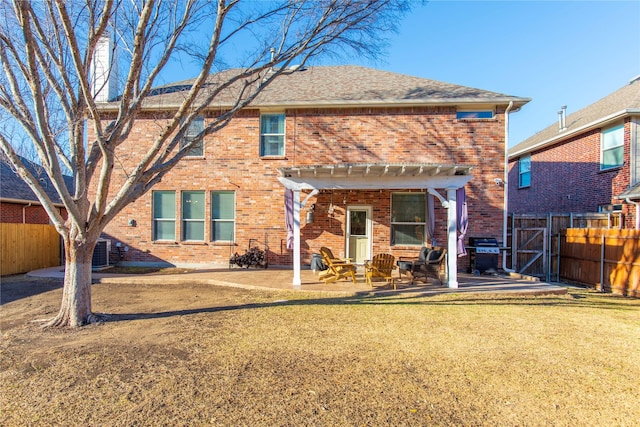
left=468, top=237, right=500, bottom=274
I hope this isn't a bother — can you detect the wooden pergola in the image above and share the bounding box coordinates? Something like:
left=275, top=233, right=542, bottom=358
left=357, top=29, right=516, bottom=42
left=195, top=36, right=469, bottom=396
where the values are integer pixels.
left=278, top=163, right=473, bottom=289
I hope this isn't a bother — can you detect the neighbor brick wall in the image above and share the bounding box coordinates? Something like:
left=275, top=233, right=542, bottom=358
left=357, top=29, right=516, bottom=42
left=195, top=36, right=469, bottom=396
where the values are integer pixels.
left=0, top=202, right=53, bottom=224
left=508, top=119, right=637, bottom=228
left=93, top=106, right=508, bottom=269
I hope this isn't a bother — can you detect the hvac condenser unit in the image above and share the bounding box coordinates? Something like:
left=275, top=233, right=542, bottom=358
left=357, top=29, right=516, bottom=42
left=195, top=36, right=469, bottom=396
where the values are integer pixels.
left=92, top=239, right=110, bottom=268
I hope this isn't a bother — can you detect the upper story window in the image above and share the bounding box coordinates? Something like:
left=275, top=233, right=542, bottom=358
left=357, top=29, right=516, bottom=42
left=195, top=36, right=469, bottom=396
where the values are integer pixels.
left=211, top=191, right=235, bottom=242
left=601, top=124, right=624, bottom=170
left=391, top=192, right=426, bottom=246
left=152, top=190, right=176, bottom=241
left=456, top=110, right=494, bottom=120
left=260, top=113, right=285, bottom=156
left=519, top=154, right=531, bottom=188
left=181, top=191, right=205, bottom=241
left=181, top=116, right=204, bottom=157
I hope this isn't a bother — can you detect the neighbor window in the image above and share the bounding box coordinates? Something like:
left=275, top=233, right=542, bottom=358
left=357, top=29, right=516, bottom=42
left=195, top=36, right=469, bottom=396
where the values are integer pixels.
left=519, top=154, right=531, bottom=188
left=260, top=113, right=285, bottom=156
left=152, top=190, right=176, bottom=241
left=457, top=110, right=494, bottom=120
left=181, top=116, right=204, bottom=157
left=181, top=191, right=205, bottom=241
left=391, top=193, right=426, bottom=246
left=211, top=191, right=235, bottom=242
left=601, top=124, right=624, bottom=170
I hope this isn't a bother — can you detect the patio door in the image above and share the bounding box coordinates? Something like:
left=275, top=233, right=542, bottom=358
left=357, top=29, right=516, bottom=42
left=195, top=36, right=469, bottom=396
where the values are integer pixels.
left=346, top=206, right=372, bottom=264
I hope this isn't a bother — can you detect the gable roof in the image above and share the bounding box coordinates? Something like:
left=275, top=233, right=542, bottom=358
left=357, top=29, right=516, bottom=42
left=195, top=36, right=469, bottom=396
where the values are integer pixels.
left=104, top=65, right=530, bottom=110
left=0, top=152, right=73, bottom=206
left=509, top=76, right=640, bottom=159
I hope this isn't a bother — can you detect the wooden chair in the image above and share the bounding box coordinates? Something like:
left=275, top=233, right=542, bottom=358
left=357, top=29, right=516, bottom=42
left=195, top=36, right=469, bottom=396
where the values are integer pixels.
left=397, top=247, right=447, bottom=285
left=364, top=254, right=397, bottom=289
left=318, top=247, right=357, bottom=284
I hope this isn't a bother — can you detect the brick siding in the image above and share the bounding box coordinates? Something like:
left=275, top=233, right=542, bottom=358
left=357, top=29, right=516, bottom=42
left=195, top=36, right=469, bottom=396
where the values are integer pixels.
left=508, top=118, right=637, bottom=228
left=0, top=202, right=54, bottom=224
left=95, top=107, right=508, bottom=269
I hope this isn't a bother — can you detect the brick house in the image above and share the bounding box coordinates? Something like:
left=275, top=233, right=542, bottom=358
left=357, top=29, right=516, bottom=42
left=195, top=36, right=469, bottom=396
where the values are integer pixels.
left=508, top=76, right=640, bottom=228
left=96, top=66, right=529, bottom=287
left=0, top=152, right=70, bottom=224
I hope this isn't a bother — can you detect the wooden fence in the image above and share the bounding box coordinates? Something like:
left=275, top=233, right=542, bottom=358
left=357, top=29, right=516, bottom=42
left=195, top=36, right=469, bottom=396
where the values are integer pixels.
left=508, top=212, right=622, bottom=281
left=1, top=223, right=61, bottom=276
left=559, top=228, right=640, bottom=297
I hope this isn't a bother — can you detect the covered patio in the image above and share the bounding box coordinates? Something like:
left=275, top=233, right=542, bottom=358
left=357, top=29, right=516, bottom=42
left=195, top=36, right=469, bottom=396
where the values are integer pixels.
left=278, top=163, right=473, bottom=289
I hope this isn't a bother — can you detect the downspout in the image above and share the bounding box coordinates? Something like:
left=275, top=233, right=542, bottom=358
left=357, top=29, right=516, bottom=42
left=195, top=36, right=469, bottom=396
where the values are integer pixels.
left=22, top=202, right=32, bottom=224
left=502, top=101, right=515, bottom=272
left=626, top=198, right=640, bottom=229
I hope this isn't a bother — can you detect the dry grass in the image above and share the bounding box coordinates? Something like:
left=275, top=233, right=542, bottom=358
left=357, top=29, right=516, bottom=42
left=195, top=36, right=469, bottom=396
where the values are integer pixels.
left=1, top=275, right=639, bottom=426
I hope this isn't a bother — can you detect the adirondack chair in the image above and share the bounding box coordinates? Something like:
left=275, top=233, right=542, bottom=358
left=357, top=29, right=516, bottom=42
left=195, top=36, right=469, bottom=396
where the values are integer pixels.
left=364, top=253, right=397, bottom=289
left=318, top=247, right=357, bottom=284
left=397, top=247, right=447, bottom=285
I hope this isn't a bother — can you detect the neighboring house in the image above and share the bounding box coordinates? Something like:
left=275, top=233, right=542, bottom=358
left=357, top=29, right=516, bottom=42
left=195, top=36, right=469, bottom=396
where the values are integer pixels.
left=508, top=76, right=640, bottom=229
left=0, top=153, right=72, bottom=275
left=94, top=65, right=529, bottom=287
left=0, top=152, right=70, bottom=224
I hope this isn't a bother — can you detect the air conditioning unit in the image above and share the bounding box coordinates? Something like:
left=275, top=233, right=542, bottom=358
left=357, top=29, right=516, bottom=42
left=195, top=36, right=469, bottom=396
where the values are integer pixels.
left=92, top=239, right=110, bottom=268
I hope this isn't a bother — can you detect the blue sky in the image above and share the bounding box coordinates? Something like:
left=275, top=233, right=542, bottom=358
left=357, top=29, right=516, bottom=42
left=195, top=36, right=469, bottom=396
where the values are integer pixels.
left=164, top=1, right=640, bottom=148
left=377, top=0, right=640, bottom=146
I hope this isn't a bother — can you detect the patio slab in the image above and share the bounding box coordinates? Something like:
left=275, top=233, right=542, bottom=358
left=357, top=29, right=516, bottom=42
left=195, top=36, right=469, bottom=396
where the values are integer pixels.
left=28, top=266, right=568, bottom=296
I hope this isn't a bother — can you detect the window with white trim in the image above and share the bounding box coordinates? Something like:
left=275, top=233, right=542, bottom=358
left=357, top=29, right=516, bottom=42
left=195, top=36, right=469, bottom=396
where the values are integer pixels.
left=260, top=113, right=285, bottom=156
left=181, top=116, right=204, bottom=157
left=211, top=191, right=235, bottom=242
left=152, top=191, right=176, bottom=241
left=601, top=124, right=624, bottom=170
left=391, top=193, right=426, bottom=246
left=182, top=191, right=205, bottom=241
left=519, top=154, right=531, bottom=188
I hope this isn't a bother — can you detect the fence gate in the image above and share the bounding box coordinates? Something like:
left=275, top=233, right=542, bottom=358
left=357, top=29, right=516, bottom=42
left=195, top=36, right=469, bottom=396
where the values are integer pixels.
left=513, top=227, right=547, bottom=278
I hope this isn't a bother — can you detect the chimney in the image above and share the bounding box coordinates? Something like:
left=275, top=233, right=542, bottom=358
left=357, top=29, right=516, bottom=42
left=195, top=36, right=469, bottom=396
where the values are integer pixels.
left=91, top=34, right=118, bottom=102
left=557, top=105, right=567, bottom=132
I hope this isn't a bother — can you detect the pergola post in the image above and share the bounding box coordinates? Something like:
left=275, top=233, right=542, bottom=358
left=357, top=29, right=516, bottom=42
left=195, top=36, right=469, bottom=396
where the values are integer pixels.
left=446, top=188, right=459, bottom=288
left=292, top=190, right=301, bottom=287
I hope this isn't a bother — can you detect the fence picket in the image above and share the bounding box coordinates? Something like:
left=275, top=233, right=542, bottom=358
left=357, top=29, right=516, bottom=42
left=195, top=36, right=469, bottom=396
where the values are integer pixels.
left=1, top=223, right=60, bottom=276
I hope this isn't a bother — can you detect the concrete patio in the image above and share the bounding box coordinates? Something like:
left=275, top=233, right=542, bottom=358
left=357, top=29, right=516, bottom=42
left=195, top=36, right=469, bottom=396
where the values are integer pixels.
left=29, top=266, right=568, bottom=296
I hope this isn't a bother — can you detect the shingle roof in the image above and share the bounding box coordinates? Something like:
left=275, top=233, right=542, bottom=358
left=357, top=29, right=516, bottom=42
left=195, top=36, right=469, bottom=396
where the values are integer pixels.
left=618, top=182, right=640, bottom=200
left=0, top=152, right=73, bottom=205
left=509, top=76, right=640, bottom=158
left=106, top=65, right=530, bottom=110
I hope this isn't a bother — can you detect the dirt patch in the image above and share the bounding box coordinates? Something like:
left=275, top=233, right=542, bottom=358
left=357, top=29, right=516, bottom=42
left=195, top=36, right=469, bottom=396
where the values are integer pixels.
left=99, top=266, right=195, bottom=275
left=1, top=275, right=639, bottom=426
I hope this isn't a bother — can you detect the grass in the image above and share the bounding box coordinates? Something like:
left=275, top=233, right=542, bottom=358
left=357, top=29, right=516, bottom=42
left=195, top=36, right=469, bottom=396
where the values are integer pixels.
left=1, top=276, right=639, bottom=426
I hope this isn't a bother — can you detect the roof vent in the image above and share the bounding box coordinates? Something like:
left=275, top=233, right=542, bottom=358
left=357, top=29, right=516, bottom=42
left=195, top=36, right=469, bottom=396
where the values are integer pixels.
left=557, top=105, right=567, bottom=132
left=629, top=74, right=640, bottom=85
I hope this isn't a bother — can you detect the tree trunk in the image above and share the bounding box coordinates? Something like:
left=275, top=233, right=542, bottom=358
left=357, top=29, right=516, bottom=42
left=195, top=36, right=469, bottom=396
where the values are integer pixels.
left=45, top=238, right=97, bottom=328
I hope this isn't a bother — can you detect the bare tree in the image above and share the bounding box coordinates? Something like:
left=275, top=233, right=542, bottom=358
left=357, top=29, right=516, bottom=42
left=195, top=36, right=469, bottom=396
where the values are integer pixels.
left=0, top=0, right=410, bottom=327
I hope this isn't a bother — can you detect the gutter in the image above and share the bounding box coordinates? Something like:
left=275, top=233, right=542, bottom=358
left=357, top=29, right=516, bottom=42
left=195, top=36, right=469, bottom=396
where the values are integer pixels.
left=503, top=101, right=516, bottom=272
left=22, top=203, right=32, bottom=224
left=509, top=108, right=640, bottom=159
left=98, top=98, right=531, bottom=113
left=0, top=197, right=64, bottom=208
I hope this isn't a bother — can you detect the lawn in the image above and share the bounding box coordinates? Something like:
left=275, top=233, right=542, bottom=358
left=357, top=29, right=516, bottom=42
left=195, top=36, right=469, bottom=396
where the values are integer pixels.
left=1, top=275, right=639, bottom=426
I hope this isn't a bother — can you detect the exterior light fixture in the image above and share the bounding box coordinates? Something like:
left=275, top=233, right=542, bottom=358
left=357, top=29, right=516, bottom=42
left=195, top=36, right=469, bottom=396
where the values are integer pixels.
left=306, top=204, right=315, bottom=224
